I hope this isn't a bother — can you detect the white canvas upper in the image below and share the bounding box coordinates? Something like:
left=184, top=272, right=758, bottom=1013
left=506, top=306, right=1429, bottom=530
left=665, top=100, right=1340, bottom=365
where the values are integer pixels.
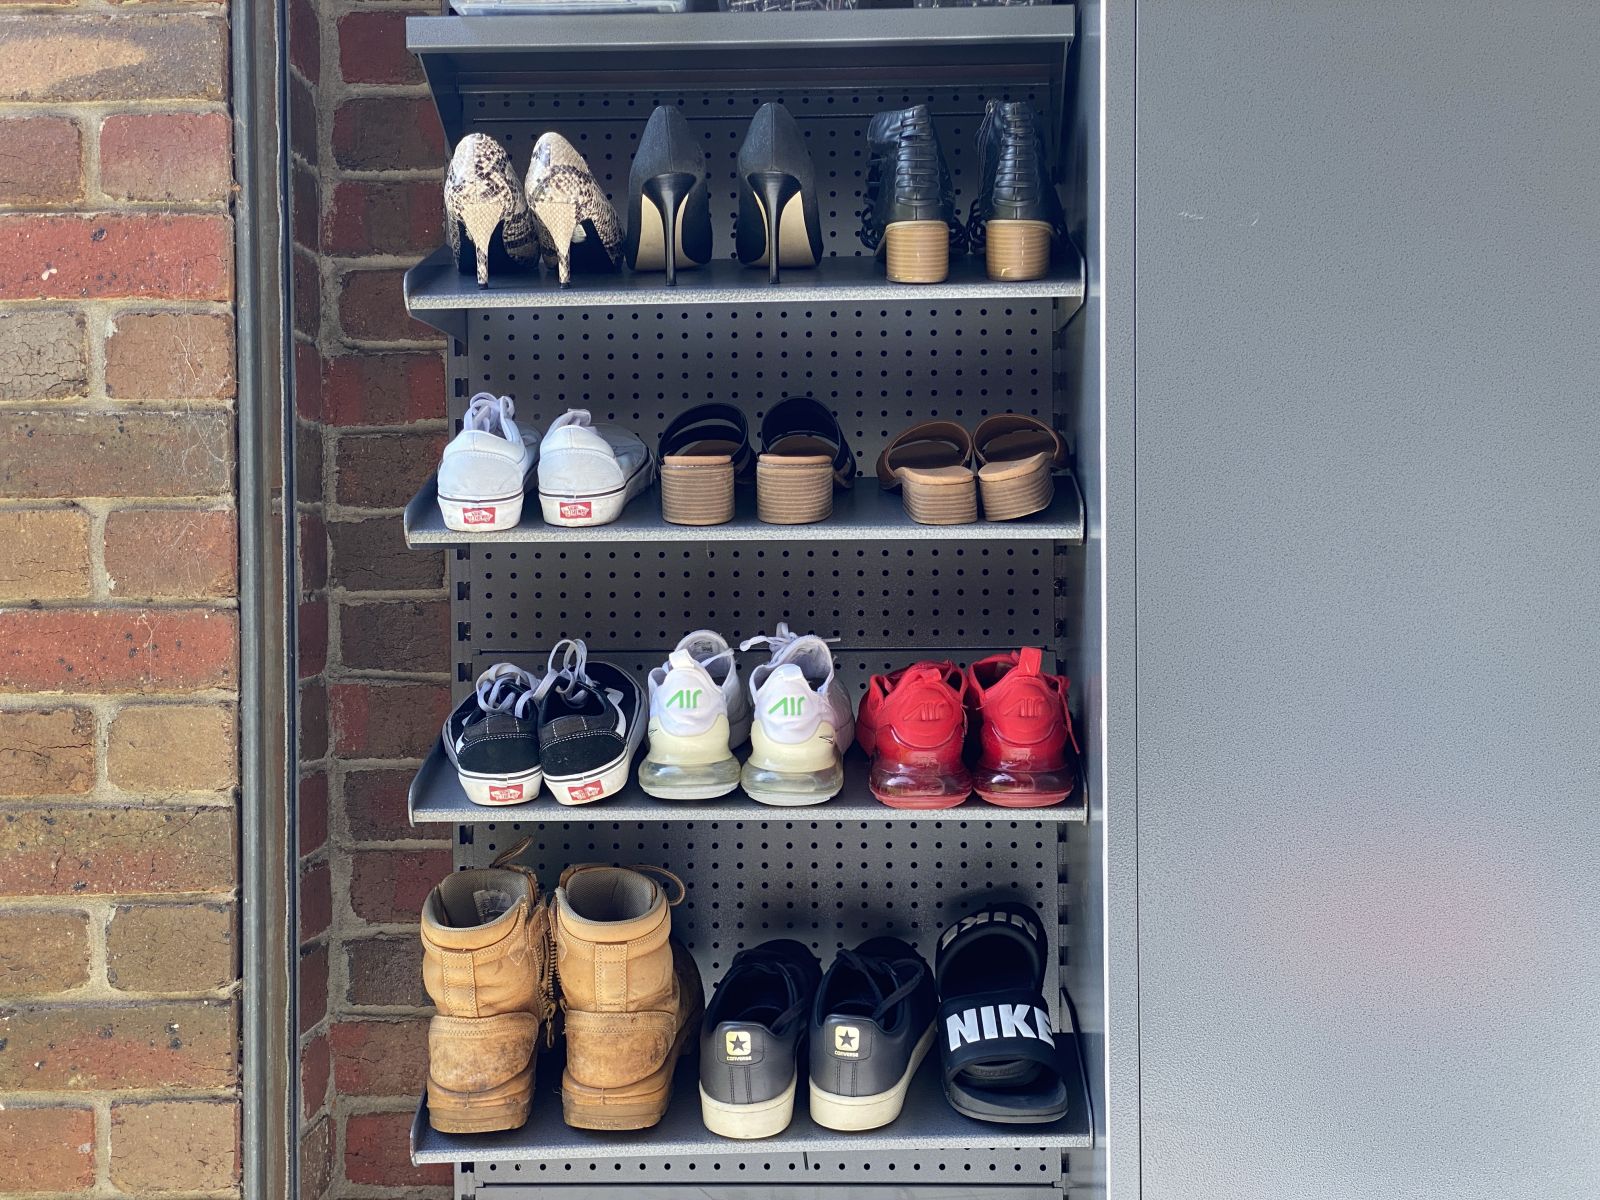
left=647, top=630, right=752, bottom=745
left=437, top=393, right=537, bottom=502
left=743, top=624, right=855, bottom=747
left=537, top=409, right=651, bottom=497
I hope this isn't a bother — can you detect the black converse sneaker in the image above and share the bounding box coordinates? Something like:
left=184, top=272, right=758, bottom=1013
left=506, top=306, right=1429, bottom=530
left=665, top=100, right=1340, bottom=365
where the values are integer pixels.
left=698, top=939, right=822, bottom=1139
left=536, top=639, right=645, bottom=805
left=442, top=663, right=546, bottom=806
left=808, top=936, right=936, bottom=1131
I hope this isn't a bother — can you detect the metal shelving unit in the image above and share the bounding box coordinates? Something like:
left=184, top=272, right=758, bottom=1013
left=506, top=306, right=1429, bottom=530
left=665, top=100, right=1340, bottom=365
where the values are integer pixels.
left=399, top=7, right=1101, bottom=1197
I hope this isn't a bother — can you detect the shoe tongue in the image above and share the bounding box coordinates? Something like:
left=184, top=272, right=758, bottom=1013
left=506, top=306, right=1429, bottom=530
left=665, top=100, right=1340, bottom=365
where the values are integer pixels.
left=550, top=409, right=592, bottom=432
left=900, top=663, right=948, bottom=689
left=677, top=629, right=729, bottom=662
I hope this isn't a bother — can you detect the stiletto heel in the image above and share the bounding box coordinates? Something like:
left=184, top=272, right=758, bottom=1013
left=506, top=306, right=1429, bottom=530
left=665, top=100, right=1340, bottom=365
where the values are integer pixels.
left=443, top=133, right=540, bottom=289
left=641, top=172, right=696, bottom=287
left=736, top=103, right=822, bottom=284
left=625, top=106, right=712, bottom=282
left=524, top=132, right=622, bottom=289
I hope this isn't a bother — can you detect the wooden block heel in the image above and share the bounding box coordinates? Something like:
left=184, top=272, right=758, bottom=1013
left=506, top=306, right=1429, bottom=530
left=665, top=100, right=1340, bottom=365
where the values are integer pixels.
left=661, top=456, right=734, bottom=526
left=901, top=474, right=978, bottom=525
left=757, top=456, right=834, bottom=524
left=985, top=219, right=1054, bottom=281
left=979, top=461, right=1055, bottom=521
left=884, top=220, right=950, bottom=283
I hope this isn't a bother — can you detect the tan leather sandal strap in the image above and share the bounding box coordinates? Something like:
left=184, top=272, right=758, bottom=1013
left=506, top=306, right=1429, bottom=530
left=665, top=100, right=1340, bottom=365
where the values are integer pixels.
left=973, top=413, right=1066, bottom=468
left=874, top=420, right=973, bottom=488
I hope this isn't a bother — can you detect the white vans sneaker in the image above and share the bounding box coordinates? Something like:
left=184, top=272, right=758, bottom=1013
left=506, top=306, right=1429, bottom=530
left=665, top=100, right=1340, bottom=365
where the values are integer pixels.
left=436, top=393, right=538, bottom=532
left=537, top=409, right=654, bottom=527
left=739, top=624, right=854, bottom=806
left=639, top=631, right=752, bottom=800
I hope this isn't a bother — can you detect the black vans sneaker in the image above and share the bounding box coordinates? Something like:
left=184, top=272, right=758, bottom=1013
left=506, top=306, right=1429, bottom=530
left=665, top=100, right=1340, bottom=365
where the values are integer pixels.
left=808, top=936, right=936, bottom=1131
left=536, top=639, right=644, bottom=805
left=442, top=663, right=545, bottom=806
left=699, top=939, right=822, bottom=1139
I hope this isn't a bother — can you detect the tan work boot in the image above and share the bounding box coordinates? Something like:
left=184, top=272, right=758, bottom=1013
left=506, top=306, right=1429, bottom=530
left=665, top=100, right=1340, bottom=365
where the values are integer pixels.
left=553, top=864, right=704, bottom=1129
left=420, top=851, right=554, bottom=1134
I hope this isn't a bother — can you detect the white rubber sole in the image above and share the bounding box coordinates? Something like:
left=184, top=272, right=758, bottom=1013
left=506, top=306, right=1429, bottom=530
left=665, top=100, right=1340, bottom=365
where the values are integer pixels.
left=808, top=1022, right=935, bottom=1132
left=456, top=765, right=542, bottom=807
left=538, top=460, right=652, bottom=527
left=544, top=752, right=633, bottom=806
left=438, top=490, right=525, bottom=532
left=700, top=1075, right=796, bottom=1140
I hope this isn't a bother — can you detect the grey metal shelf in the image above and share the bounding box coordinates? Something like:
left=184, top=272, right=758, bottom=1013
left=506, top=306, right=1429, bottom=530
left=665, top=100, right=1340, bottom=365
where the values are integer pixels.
left=409, top=739, right=1087, bottom=825
left=404, top=248, right=1085, bottom=338
left=403, top=473, right=1085, bottom=546
left=409, top=1037, right=1091, bottom=1164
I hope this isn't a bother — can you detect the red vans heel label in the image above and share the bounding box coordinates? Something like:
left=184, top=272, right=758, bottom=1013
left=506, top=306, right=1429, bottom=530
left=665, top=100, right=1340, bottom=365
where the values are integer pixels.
left=567, top=781, right=604, bottom=802
left=487, top=783, right=523, bottom=802
left=559, top=501, right=592, bottom=520
left=463, top=506, right=497, bottom=525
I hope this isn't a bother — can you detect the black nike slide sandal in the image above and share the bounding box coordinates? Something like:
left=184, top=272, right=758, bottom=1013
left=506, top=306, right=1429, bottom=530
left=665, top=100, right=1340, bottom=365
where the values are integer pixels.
left=935, top=903, right=1070, bottom=1124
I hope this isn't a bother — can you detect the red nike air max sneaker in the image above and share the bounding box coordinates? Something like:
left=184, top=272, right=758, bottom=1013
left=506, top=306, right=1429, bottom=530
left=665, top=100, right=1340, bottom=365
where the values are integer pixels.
left=857, top=661, right=972, bottom=809
left=965, top=647, right=1080, bottom=808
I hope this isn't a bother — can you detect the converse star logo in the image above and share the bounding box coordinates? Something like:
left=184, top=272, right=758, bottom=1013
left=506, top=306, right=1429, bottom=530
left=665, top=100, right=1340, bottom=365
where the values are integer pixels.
left=833, top=1025, right=861, bottom=1057
left=724, top=1030, right=752, bottom=1061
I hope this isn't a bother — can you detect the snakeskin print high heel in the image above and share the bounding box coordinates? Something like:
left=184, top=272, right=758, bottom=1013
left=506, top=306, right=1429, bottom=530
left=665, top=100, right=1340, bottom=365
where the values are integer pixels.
left=443, top=133, right=541, bottom=289
left=524, top=132, right=624, bottom=287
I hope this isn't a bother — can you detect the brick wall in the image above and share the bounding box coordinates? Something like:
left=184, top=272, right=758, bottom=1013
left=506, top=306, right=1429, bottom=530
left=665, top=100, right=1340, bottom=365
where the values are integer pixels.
left=289, top=0, right=454, bottom=1195
left=0, top=1, right=242, bottom=1196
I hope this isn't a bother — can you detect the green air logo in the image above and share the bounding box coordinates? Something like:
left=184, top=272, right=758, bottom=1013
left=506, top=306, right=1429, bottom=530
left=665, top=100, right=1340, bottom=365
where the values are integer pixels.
left=768, top=696, right=805, bottom=718
left=665, top=688, right=702, bottom=710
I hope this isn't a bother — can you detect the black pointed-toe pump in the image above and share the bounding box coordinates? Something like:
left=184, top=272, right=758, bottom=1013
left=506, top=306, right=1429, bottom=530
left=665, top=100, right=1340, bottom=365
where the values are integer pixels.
left=735, top=103, right=823, bottom=286
left=624, top=105, right=713, bottom=286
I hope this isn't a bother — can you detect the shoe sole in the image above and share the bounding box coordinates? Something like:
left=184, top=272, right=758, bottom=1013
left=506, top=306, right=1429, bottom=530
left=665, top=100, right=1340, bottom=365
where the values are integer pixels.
left=438, top=489, right=526, bottom=533
left=457, top=764, right=543, bottom=807
left=700, top=1073, right=796, bottom=1139
left=539, top=457, right=652, bottom=527
left=562, top=994, right=703, bottom=1130
left=544, top=751, right=633, bottom=806
left=808, top=1022, right=935, bottom=1132
left=427, top=1061, right=533, bottom=1134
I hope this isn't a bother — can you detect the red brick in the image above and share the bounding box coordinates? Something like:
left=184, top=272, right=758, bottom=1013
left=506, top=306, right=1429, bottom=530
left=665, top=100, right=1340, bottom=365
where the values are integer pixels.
left=0, top=15, right=226, bottom=103
left=0, top=1000, right=235, bottom=1090
left=288, top=74, right=317, bottom=169
left=330, top=681, right=447, bottom=759
left=292, top=245, right=319, bottom=336
left=0, top=608, right=236, bottom=693
left=0, top=116, right=81, bottom=205
left=110, top=1099, right=239, bottom=1193
left=298, top=770, right=329, bottom=857
left=0, top=706, right=95, bottom=796
left=298, top=1114, right=332, bottom=1199
left=0, top=310, right=87, bottom=400
left=298, top=597, right=328, bottom=678
left=291, top=163, right=319, bottom=254
left=337, top=266, right=436, bottom=343
left=298, top=510, right=327, bottom=594
left=349, top=848, right=451, bottom=924
left=104, top=310, right=236, bottom=399
left=0, top=410, right=234, bottom=499
left=299, top=860, right=331, bottom=942
left=0, top=1106, right=95, bottom=1191
left=300, top=1030, right=329, bottom=1119
left=107, top=703, right=236, bottom=793
left=0, top=806, right=236, bottom=896
left=339, top=599, right=448, bottom=673
left=332, top=96, right=443, bottom=172
left=298, top=941, right=328, bottom=1028
left=342, top=767, right=421, bottom=843
left=0, top=212, right=230, bottom=300
left=334, top=429, right=444, bottom=508
left=331, top=1018, right=428, bottom=1095
left=98, top=112, right=232, bottom=203
left=298, top=678, right=328, bottom=762
left=296, top=422, right=323, bottom=504
left=104, top=508, right=237, bottom=599
left=345, top=1109, right=452, bottom=1187
left=337, top=11, right=422, bottom=85
left=105, top=902, right=234, bottom=993
left=329, top=517, right=444, bottom=593
left=324, top=179, right=442, bottom=257
left=346, top=936, right=427, bottom=1008
left=294, top=340, right=322, bottom=421
left=287, top=0, right=319, bottom=82
left=323, top=351, right=444, bottom=426
left=0, top=910, right=91, bottom=994
left=0, top=507, right=92, bottom=600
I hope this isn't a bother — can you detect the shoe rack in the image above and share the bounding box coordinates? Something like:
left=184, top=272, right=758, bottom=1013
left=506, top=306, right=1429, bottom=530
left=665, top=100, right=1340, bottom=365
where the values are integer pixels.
left=397, top=8, right=1104, bottom=1198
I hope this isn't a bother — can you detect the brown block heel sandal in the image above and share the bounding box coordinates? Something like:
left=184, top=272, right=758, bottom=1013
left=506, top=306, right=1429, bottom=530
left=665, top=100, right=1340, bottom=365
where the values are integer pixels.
left=658, top=404, right=753, bottom=527
left=973, top=414, right=1068, bottom=521
left=876, top=420, right=977, bottom=525
left=755, top=396, right=854, bottom=525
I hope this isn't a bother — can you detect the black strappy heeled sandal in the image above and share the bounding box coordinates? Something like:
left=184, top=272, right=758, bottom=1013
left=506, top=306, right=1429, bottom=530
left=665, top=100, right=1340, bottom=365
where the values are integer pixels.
left=657, top=403, right=754, bottom=527
left=754, top=396, right=854, bottom=526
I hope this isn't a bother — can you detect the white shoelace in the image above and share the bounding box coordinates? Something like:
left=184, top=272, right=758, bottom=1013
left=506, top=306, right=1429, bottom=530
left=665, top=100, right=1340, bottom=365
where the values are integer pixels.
left=473, top=663, right=549, bottom=720
left=464, top=392, right=516, bottom=438
left=739, top=622, right=840, bottom=657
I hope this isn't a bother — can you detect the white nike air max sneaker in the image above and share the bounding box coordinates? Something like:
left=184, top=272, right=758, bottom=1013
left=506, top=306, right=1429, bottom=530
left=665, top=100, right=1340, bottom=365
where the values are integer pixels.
left=537, top=409, right=654, bottom=527
left=639, top=631, right=752, bottom=800
left=436, top=392, right=539, bottom=532
left=739, top=623, right=855, bottom=806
